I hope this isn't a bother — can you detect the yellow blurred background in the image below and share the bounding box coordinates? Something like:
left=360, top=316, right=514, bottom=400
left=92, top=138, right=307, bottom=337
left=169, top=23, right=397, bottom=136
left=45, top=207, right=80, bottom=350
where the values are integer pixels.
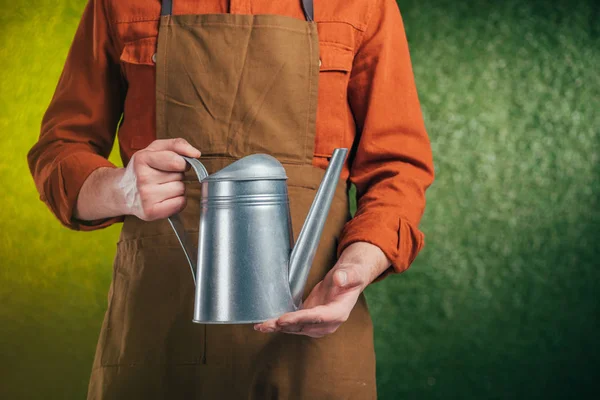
left=1, top=0, right=599, bottom=399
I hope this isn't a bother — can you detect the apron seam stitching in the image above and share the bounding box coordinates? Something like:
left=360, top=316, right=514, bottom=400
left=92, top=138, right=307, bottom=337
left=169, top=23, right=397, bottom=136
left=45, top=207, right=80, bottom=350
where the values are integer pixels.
left=226, top=26, right=253, bottom=156
left=302, top=24, right=314, bottom=165
left=163, top=17, right=170, bottom=139
left=171, top=22, right=309, bottom=33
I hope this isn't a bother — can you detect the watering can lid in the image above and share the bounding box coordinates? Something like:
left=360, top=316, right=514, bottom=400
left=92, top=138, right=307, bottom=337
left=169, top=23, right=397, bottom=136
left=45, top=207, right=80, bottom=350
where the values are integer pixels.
left=204, top=154, right=288, bottom=181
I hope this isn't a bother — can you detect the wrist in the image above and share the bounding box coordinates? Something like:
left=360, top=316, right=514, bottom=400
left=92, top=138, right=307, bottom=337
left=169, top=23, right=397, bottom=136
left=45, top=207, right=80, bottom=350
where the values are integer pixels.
left=337, top=242, right=391, bottom=285
left=75, top=166, right=129, bottom=220
left=110, top=167, right=132, bottom=216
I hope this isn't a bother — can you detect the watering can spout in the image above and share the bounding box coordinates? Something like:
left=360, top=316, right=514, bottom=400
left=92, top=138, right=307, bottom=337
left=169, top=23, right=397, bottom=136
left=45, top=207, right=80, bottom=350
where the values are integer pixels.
left=288, top=148, right=348, bottom=306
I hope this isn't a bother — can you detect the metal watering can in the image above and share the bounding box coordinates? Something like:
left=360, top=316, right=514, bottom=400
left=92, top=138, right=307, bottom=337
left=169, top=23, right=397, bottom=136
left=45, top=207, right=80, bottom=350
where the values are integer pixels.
left=167, top=148, right=348, bottom=324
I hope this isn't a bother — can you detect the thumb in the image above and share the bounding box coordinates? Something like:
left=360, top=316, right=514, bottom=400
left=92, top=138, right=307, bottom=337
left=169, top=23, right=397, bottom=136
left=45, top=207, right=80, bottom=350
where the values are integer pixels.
left=332, top=266, right=364, bottom=290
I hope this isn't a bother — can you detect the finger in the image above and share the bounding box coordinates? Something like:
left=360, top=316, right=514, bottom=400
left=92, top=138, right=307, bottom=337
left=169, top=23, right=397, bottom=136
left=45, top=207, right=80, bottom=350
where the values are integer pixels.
left=139, top=181, right=185, bottom=205
left=277, top=305, right=341, bottom=327
left=143, top=150, right=188, bottom=172
left=153, top=181, right=186, bottom=201
left=254, top=319, right=278, bottom=333
left=146, top=196, right=187, bottom=220
left=147, top=138, right=201, bottom=158
left=286, top=322, right=341, bottom=338
left=155, top=171, right=185, bottom=184
left=278, top=324, right=304, bottom=334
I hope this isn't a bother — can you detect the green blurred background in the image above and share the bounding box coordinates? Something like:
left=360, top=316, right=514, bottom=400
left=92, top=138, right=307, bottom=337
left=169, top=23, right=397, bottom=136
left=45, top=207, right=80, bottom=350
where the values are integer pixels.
left=1, top=0, right=598, bottom=398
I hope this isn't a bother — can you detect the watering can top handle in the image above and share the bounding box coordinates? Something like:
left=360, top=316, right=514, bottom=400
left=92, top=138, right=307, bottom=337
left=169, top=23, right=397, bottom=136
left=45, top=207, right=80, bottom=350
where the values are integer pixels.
left=182, top=156, right=209, bottom=182
left=166, top=156, right=209, bottom=286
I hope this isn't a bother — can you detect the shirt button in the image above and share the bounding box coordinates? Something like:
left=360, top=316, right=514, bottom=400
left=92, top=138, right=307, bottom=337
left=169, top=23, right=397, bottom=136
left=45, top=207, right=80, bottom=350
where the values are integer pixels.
left=152, top=53, right=157, bottom=63
left=318, top=58, right=322, bottom=67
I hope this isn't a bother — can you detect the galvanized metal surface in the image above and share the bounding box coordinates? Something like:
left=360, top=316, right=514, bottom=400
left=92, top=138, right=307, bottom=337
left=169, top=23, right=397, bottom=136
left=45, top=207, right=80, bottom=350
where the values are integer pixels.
left=168, top=150, right=347, bottom=323
left=203, top=153, right=287, bottom=182
left=288, top=148, right=348, bottom=305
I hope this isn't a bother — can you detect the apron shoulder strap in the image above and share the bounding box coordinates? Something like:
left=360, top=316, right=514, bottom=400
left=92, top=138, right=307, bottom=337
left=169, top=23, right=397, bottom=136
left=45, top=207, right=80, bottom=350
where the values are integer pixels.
left=301, top=0, right=314, bottom=21
left=161, top=0, right=172, bottom=16
left=161, top=0, right=314, bottom=21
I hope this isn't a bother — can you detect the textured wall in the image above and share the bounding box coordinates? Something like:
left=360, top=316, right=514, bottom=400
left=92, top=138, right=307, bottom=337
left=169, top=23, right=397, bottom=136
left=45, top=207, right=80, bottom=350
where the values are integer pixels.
left=0, top=0, right=598, bottom=399
left=369, top=1, right=600, bottom=398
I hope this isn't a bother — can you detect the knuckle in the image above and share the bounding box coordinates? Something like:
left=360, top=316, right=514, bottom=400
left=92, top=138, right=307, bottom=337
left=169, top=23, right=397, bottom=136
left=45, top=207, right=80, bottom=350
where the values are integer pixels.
left=174, top=138, right=188, bottom=147
left=137, top=178, right=152, bottom=192
left=137, top=185, right=148, bottom=198
left=170, top=157, right=185, bottom=171
left=171, top=197, right=186, bottom=214
left=139, top=195, right=151, bottom=208
left=133, top=151, right=147, bottom=165
left=136, top=172, right=150, bottom=185
left=141, top=204, right=155, bottom=220
left=170, top=159, right=182, bottom=170
left=147, top=139, right=163, bottom=150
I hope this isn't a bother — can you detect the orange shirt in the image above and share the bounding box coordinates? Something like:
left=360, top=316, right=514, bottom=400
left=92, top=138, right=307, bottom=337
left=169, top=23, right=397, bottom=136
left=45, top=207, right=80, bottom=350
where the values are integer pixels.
left=28, top=0, right=434, bottom=276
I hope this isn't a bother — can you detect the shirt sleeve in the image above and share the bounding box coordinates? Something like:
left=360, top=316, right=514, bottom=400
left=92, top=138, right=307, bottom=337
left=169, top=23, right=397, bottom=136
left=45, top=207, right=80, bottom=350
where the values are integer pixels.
left=337, top=0, right=435, bottom=277
left=27, top=0, right=125, bottom=231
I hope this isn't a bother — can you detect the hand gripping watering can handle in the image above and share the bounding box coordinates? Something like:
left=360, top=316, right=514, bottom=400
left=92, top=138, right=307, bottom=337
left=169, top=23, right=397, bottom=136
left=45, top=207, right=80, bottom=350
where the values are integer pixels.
left=167, top=156, right=209, bottom=286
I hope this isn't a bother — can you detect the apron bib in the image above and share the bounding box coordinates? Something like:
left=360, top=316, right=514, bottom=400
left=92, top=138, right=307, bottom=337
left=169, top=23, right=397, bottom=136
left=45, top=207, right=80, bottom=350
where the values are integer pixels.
left=88, top=1, right=376, bottom=398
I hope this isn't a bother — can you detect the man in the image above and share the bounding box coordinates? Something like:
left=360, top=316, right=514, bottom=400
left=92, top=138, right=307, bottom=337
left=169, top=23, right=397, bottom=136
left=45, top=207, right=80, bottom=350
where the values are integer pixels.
left=28, top=0, right=434, bottom=398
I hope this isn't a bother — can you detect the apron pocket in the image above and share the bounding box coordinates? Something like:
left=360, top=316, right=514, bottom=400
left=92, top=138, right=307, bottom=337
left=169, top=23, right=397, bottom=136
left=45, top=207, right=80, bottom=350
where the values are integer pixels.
left=100, top=237, right=207, bottom=367
left=100, top=249, right=131, bottom=367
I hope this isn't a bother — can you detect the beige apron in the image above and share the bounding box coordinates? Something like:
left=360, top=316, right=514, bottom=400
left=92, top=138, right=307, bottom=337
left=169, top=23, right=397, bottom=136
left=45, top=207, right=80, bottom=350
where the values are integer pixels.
left=87, top=1, right=376, bottom=398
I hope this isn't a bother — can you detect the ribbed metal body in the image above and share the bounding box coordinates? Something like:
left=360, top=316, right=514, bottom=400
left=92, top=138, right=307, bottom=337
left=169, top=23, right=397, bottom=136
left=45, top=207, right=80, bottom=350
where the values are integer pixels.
left=168, top=150, right=348, bottom=324
left=194, top=179, right=295, bottom=323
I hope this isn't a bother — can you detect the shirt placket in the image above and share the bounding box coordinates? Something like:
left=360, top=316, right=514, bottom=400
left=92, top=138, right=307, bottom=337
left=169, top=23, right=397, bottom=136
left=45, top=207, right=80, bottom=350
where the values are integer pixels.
left=229, top=0, right=252, bottom=14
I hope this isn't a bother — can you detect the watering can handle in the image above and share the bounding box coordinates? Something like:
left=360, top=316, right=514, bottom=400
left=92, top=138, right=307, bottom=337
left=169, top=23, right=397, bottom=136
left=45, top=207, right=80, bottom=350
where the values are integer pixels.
left=167, top=156, right=209, bottom=286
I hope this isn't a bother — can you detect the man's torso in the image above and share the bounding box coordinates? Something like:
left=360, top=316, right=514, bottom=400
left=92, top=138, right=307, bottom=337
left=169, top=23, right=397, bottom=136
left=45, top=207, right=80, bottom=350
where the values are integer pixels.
left=109, top=0, right=375, bottom=178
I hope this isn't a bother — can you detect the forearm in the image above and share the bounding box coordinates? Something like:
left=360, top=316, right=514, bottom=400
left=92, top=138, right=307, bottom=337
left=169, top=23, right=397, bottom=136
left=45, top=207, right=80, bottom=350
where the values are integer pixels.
left=27, top=1, right=125, bottom=229
left=336, top=242, right=391, bottom=288
left=74, top=166, right=128, bottom=221
left=340, top=0, right=433, bottom=274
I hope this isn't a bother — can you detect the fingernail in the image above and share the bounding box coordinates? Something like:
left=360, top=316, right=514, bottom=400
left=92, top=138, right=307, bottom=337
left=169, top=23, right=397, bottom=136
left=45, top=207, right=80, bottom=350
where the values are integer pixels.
left=277, top=321, right=290, bottom=327
left=338, top=270, right=347, bottom=287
